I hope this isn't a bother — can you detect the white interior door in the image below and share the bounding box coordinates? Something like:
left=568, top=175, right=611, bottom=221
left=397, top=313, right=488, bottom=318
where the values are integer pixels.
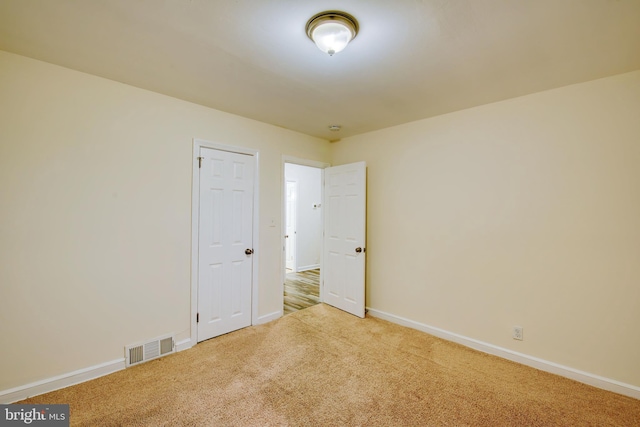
left=285, top=180, right=297, bottom=271
left=323, top=161, right=366, bottom=318
left=197, top=147, right=254, bottom=342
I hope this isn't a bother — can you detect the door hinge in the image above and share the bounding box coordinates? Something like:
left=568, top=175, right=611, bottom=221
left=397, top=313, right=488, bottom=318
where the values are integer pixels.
left=196, top=312, right=199, bottom=323
left=197, top=156, right=204, bottom=168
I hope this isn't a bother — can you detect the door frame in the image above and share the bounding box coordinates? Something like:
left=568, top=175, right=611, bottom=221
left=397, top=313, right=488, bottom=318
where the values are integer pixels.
left=281, top=156, right=330, bottom=308
left=191, top=139, right=260, bottom=347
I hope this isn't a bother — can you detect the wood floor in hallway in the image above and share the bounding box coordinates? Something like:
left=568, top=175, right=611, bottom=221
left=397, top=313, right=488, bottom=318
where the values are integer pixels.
left=283, top=269, right=320, bottom=315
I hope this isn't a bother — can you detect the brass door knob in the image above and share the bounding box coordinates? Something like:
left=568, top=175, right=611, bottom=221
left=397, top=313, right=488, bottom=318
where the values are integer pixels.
left=355, top=247, right=362, bottom=253
left=245, top=248, right=254, bottom=255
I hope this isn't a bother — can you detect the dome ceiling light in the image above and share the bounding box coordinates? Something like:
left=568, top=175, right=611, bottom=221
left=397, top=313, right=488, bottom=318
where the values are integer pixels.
left=305, top=11, right=359, bottom=56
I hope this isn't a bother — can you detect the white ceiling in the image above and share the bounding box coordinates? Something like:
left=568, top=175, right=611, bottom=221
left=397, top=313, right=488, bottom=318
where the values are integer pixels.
left=1, top=0, right=639, bottom=141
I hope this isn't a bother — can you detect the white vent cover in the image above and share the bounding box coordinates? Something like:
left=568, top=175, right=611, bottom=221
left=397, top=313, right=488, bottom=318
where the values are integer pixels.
left=125, top=334, right=175, bottom=367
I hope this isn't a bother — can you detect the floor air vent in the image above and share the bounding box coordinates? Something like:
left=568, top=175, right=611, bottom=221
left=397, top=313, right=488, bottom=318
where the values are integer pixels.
left=125, top=334, right=175, bottom=367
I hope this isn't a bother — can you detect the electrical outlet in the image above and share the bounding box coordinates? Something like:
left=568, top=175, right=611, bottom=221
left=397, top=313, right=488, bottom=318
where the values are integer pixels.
left=513, top=326, right=523, bottom=341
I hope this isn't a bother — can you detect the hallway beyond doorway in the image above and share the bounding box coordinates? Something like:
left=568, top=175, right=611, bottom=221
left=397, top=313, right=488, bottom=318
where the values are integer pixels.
left=284, top=269, right=320, bottom=315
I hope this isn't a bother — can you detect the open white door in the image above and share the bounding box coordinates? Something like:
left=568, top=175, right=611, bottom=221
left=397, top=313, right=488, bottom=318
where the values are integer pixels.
left=285, top=180, right=297, bottom=271
left=323, top=161, right=366, bottom=318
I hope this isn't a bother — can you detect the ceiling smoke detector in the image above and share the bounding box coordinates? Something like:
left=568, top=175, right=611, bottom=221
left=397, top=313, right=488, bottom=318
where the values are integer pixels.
left=306, top=11, right=359, bottom=56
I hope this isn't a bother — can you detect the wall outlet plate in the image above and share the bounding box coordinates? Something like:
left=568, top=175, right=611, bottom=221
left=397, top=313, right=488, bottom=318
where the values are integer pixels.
left=513, top=326, right=524, bottom=341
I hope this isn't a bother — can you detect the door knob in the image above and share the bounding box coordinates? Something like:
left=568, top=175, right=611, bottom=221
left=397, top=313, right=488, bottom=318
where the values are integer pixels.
left=284, top=235, right=289, bottom=238
left=355, top=247, right=363, bottom=253
left=245, top=248, right=254, bottom=255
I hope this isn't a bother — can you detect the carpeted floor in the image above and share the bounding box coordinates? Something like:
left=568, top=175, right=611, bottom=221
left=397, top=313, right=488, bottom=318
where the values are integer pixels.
left=21, top=304, right=640, bottom=426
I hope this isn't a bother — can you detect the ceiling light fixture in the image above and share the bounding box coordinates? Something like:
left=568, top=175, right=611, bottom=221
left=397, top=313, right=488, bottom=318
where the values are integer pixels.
left=306, top=11, right=359, bottom=56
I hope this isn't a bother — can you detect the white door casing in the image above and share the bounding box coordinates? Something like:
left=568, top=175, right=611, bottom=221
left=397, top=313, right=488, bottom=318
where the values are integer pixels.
left=323, top=161, right=367, bottom=318
left=197, top=146, right=254, bottom=341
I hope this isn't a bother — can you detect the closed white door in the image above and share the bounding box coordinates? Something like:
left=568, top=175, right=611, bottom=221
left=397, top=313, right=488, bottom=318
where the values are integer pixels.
left=197, top=147, right=254, bottom=342
left=323, top=162, right=366, bottom=318
left=285, top=180, right=297, bottom=271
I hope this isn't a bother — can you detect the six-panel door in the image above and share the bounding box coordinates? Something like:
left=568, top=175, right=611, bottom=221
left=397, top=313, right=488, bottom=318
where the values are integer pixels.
left=197, top=147, right=254, bottom=341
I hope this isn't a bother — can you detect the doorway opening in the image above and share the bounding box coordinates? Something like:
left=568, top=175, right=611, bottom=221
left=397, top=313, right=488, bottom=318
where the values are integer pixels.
left=281, top=158, right=367, bottom=319
left=283, top=161, right=324, bottom=315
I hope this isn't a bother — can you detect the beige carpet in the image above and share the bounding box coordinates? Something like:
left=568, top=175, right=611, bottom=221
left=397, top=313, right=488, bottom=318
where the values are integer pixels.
left=21, top=304, right=640, bottom=426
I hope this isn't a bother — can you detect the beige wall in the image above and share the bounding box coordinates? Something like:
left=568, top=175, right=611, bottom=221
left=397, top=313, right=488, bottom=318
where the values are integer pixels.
left=2, top=47, right=639, bottom=394
left=0, top=51, right=330, bottom=391
left=331, top=70, right=640, bottom=387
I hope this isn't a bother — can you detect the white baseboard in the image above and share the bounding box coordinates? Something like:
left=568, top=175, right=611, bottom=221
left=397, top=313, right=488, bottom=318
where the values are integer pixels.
left=296, top=264, right=320, bottom=272
left=366, top=307, right=640, bottom=400
left=255, top=310, right=281, bottom=325
left=2, top=337, right=193, bottom=404
left=175, top=338, right=193, bottom=353
left=0, top=358, right=125, bottom=404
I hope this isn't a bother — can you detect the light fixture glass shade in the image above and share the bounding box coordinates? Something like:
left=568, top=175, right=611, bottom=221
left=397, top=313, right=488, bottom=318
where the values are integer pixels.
left=306, top=11, right=359, bottom=56
left=311, top=22, right=353, bottom=55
